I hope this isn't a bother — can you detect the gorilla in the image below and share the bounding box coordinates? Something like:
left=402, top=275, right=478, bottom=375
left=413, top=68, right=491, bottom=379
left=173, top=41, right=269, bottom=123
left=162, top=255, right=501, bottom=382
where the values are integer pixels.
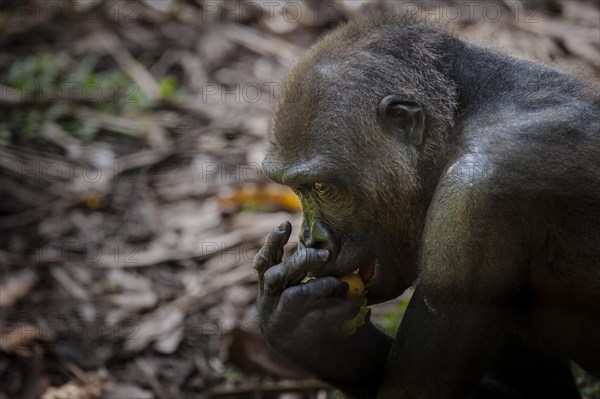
left=254, top=14, right=599, bottom=399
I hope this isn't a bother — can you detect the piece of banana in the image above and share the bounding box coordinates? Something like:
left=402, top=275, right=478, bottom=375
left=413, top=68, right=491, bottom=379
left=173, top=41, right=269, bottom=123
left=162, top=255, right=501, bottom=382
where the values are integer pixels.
left=338, top=273, right=368, bottom=336
left=338, top=273, right=365, bottom=305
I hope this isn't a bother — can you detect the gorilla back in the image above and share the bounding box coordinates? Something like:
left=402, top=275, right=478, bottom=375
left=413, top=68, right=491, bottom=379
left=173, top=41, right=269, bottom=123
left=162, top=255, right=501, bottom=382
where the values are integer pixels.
left=257, top=13, right=600, bottom=399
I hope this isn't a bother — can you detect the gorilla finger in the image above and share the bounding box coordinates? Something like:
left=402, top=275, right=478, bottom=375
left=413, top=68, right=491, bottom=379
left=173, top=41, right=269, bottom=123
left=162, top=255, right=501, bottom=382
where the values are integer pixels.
left=277, top=283, right=311, bottom=311
left=253, top=248, right=270, bottom=275
left=282, top=241, right=298, bottom=261
left=298, top=277, right=349, bottom=302
left=304, top=301, right=362, bottom=326
left=266, top=221, right=292, bottom=263
left=254, top=221, right=292, bottom=274
left=259, top=286, right=307, bottom=322
left=276, top=279, right=351, bottom=313
left=284, top=248, right=331, bottom=286
left=263, top=248, right=328, bottom=291
left=263, top=264, right=288, bottom=294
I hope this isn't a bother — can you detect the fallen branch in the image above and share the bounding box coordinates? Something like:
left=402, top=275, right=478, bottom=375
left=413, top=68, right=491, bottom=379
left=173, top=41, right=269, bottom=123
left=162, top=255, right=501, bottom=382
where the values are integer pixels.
left=99, top=30, right=161, bottom=101
left=207, top=379, right=329, bottom=397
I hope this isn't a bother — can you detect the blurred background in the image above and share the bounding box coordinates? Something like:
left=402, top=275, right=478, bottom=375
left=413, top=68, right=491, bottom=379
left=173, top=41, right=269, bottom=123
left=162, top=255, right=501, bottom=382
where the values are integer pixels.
left=0, top=1, right=598, bottom=398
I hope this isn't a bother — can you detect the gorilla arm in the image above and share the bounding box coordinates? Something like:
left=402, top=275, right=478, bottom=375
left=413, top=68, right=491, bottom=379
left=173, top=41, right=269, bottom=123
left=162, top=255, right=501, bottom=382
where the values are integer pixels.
left=295, top=317, right=393, bottom=397
left=377, top=167, right=529, bottom=399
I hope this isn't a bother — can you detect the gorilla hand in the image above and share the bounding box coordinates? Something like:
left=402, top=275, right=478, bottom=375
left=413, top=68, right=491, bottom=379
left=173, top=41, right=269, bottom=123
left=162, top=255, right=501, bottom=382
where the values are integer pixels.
left=254, top=221, right=362, bottom=357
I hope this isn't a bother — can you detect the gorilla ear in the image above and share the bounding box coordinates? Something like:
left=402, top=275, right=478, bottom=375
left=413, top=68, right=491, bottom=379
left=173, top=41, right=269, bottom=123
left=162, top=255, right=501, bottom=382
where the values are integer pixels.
left=377, top=95, right=425, bottom=146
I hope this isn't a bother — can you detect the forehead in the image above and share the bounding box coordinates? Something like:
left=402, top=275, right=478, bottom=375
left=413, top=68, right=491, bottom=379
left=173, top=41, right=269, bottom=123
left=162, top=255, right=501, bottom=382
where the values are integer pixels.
left=265, top=22, right=414, bottom=171
left=268, top=68, right=334, bottom=159
left=269, top=59, right=383, bottom=158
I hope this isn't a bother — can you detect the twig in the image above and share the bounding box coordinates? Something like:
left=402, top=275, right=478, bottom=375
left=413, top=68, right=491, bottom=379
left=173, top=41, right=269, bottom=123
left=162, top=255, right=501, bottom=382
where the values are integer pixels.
left=99, top=30, right=161, bottom=101
left=0, top=203, right=64, bottom=231
left=92, top=231, right=244, bottom=268
left=124, top=263, right=255, bottom=353
left=218, top=24, right=303, bottom=67
left=135, top=357, right=177, bottom=399
left=50, top=266, right=89, bottom=301
left=72, top=107, right=148, bottom=137
left=208, top=379, right=330, bottom=397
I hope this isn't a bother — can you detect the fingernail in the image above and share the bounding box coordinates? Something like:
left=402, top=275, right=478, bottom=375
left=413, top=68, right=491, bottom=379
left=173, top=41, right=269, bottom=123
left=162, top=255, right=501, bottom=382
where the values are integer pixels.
left=278, top=222, right=288, bottom=232
left=318, top=249, right=329, bottom=260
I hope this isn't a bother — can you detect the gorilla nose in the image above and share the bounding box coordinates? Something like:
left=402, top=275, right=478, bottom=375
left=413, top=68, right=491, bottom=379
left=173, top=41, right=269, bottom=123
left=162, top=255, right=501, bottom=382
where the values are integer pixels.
left=299, top=220, right=336, bottom=256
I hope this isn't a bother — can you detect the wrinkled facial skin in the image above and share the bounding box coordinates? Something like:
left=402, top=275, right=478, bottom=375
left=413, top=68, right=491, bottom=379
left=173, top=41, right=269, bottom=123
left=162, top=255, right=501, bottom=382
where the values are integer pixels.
left=262, top=155, right=422, bottom=305
left=262, top=68, right=425, bottom=304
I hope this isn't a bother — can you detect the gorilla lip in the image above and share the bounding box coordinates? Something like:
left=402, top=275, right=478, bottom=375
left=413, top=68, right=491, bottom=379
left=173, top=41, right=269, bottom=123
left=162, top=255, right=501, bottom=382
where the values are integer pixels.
left=358, top=258, right=377, bottom=285
left=307, top=257, right=377, bottom=286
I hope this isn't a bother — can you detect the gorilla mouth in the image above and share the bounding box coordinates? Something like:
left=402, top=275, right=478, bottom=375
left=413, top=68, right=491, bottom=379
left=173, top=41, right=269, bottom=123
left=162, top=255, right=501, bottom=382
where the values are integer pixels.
left=306, top=255, right=378, bottom=288
left=358, top=258, right=377, bottom=286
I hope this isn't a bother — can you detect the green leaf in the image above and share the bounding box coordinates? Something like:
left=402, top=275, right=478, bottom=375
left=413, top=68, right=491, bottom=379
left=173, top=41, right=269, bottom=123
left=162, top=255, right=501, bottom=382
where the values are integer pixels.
left=159, top=75, right=178, bottom=100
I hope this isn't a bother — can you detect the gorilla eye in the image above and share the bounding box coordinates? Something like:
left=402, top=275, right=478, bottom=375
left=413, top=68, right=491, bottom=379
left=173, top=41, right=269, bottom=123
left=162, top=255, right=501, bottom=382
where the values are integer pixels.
left=314, top=183, right=329, bottom=194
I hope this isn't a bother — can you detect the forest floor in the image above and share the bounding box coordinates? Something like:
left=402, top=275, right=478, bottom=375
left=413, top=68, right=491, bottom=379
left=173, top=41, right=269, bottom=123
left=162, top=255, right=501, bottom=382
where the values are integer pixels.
left=1, top=1, right=599, bottom=398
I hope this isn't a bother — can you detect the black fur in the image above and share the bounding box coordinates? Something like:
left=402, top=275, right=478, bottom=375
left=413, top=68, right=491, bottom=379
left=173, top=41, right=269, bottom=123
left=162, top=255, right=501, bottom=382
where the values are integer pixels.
left=258, top=14, right=599, bottom=399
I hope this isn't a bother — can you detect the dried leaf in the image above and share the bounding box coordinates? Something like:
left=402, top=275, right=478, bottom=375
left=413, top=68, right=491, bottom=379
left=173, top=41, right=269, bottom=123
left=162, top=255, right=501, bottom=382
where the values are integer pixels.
left=0, top=269, right=38, bottom=308
left=124, top=307, right=184, bottom=352
left=225, top=327, right=310, bottom=380
left=41, top=370, right=106, bottom=399
left=217, top=184, right=302, bottom=213
left=0, top=323, right=42, bottom=354
left=102, top=383, right=153, bottom=399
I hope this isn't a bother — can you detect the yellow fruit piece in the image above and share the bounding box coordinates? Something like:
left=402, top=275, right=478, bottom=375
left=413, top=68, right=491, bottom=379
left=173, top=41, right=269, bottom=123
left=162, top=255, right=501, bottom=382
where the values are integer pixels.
left=339, top=300, right=369, bottom=336
left=338, top=273, right=368, bottom=335
left=338, top=273, right=365, bottom=305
